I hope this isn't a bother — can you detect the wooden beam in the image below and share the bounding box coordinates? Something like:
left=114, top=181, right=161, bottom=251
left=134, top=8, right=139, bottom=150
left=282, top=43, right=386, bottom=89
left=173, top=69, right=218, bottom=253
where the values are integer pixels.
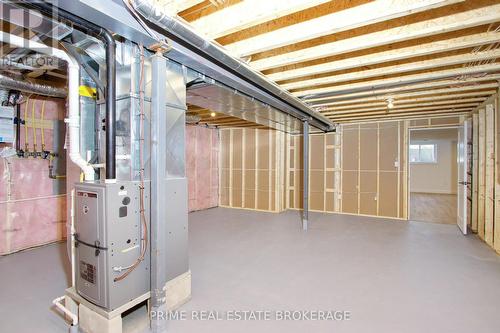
left=225, top=0, right=462, bottom=56
left=251, top=3, right=500, bottom=70
left=304, top=75, right=500, bottom=103
left=322, top=102, right=481, bottom=116
left=334, top=110, right=471, bottom=122
left=318, top=94, right=490, bottom=111
left=189, top=0, right=331, bottom=39
left=285, top=49, right=500, bottom=91
left=268, top=31, right=500, bottom=82
left=154, top=0, right=205, bottom=15
left=295, top=63, right=500, bottom=98
left=312, top=85, right=498, bottom=107
left=329, top=107, right=473, bottom=119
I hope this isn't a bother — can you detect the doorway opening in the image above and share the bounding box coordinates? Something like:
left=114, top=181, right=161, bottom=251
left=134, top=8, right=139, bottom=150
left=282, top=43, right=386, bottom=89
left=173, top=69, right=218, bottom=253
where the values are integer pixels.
left=409, top=127, right=459, bottom=224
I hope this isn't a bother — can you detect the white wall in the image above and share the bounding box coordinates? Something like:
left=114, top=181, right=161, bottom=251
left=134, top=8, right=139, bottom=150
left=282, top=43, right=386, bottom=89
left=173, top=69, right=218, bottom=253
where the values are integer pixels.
left=410, top=128, right=458, bottom=194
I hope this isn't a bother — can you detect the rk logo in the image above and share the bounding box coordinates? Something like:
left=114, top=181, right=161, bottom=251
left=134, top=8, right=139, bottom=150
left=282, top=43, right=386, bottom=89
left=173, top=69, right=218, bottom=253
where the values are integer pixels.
left=0, top=1, right=61, bottom=69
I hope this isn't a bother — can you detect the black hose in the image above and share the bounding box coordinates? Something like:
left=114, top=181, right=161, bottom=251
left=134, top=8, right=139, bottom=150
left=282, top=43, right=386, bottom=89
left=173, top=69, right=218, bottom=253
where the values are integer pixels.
left=15, top=103, right=20, bottom=152
left=23, top=1, right=117, bottom=180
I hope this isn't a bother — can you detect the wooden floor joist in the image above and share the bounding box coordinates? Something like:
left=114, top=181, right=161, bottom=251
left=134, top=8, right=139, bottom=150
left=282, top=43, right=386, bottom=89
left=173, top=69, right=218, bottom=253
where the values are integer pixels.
left=250, top=3, right=500, bottom=70
left=268, top=31, right=500, bottom=82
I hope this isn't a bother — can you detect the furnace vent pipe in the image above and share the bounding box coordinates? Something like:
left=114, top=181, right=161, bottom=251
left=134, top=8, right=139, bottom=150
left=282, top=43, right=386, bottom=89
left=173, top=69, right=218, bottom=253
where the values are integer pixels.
left=24, top=1, right=117, bottom=180
left=0, top=32, right=95, bottom=180
left=0, top=73, right=67, bottom=98
left=128, top=0, right=334, bottom=132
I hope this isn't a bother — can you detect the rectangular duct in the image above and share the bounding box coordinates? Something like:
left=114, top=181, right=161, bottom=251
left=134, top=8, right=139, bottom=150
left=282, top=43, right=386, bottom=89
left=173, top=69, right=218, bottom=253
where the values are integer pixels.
left=187, top=81, right=304, bottom=134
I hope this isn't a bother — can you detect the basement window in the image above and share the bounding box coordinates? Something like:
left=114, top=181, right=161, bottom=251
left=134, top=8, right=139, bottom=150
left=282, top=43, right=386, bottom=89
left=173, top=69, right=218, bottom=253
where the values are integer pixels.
left=410, top=143, right=437, bottom=163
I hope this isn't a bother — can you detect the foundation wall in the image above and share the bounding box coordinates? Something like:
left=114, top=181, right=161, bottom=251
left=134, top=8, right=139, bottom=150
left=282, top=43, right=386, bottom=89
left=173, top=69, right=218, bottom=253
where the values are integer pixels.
left=0, top=97, right=67, bottom=255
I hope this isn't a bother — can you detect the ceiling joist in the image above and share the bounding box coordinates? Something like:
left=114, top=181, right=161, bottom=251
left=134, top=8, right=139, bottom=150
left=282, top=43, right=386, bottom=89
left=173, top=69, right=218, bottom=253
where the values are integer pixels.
left=268, top=31, right=500, bottom=82
left=251, top=3, right=500, bottom=71
left=312, top=84, right=498, bottom=107
left=296, top=63, right=500, bottom=98
left=225, top=0, right=463, bottom=57
left=284, top=48, right=500, bottom=91
left=189, top=0, right=332, bottom=39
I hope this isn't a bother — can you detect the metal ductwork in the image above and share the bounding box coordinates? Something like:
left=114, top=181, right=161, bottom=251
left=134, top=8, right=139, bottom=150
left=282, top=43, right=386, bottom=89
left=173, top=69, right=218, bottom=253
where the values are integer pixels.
left=0, top=73, right=67, bottom=98
left=25, top=1, right=117, bottom=181
left=127, top=0, right=334, bottom=132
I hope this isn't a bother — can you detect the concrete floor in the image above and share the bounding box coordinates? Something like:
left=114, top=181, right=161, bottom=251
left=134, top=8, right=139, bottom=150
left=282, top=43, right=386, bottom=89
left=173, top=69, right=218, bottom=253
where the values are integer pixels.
left=410, top=193, right=457, bottom=224
left=2, top=208, right=500, bottom=333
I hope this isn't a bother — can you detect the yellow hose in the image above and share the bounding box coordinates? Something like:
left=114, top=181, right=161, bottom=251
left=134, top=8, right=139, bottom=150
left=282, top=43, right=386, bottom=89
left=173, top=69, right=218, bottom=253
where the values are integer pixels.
left=32, top=98, right=37, bottom=153
left=41, top=99, right=46, bottom=151
left=24, top=95, right=31, bottom=152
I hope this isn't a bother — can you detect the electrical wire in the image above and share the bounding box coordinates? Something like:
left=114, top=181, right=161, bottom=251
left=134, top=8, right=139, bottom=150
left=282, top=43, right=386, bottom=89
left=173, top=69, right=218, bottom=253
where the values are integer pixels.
left=122, top=0, right=168, bottom=49
left=114, top=45, right=149, bottom=282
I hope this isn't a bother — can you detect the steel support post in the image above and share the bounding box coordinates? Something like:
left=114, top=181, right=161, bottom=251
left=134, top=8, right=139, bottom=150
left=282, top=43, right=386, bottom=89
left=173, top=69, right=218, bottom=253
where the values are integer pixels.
left=150, top=53, right=167, bottom=331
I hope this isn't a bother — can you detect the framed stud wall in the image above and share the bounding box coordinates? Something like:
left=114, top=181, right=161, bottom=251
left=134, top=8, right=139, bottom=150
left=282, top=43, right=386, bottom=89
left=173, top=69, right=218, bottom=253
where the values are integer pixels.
left=286, top=132, right=342, bottom=213
left=470, top=92, right=499, bottom=254
left=219, top=128, right=286, bottom=212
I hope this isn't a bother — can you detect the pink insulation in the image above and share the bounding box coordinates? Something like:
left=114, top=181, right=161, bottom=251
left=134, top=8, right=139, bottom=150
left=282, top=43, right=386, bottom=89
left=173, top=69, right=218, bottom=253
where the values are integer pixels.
left=186, top=125, right=219, bottom=212
left=0, top=97, right=67, bottom=255
left=1, top=111, right=220, bottom=254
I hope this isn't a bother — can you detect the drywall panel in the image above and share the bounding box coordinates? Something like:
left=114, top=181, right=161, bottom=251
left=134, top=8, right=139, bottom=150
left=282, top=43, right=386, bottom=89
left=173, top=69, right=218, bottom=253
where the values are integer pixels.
left=360, top=172, right=377, bottom=193
left=310, top=135, right=324, bottom=170
left=360, top=193, right=377, bottom=216
left=257, top=130, right=270, bottom=170
left=257, top=190, right=269, bottom=211
left=379, top=171, right=399, bottom=218
left=232, top=129, right=243, bottom=169
left=360, top=124, right=378, bottom=171
left=244, top=189, right=255, bottom=209
left=379, top=123, right=399, bottom=171
left=342, top=171, right=358, bottom=193
left=310, top=191, right=325, bottom=211
left=325, top=192, right=335, bottom=212
left=410, top=119, right=429, bottom=127
left=220, top=130, right=230, bottom=168
left=245, top=129, right=256, bottom=168
left=431, top=117, right=460, bottom=125
left=342, top=125, right=359, bottom=171
left=342, top=193, right=358, bottom=214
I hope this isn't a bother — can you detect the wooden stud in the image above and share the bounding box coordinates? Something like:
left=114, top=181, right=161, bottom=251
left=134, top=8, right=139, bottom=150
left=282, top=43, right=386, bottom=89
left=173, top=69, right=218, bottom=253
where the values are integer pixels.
left=484, top=104, right=495, bottom=246
left=472, top=113, right=479, bottom=232
left=478, top=108, right=486, bottom=240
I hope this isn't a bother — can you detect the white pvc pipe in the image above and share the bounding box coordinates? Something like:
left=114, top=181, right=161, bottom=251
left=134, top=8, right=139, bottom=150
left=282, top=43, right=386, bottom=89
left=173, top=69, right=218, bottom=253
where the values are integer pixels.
left=53, top=296, right=78, bottom=326
left=0, top=32, right=95, bottom=180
